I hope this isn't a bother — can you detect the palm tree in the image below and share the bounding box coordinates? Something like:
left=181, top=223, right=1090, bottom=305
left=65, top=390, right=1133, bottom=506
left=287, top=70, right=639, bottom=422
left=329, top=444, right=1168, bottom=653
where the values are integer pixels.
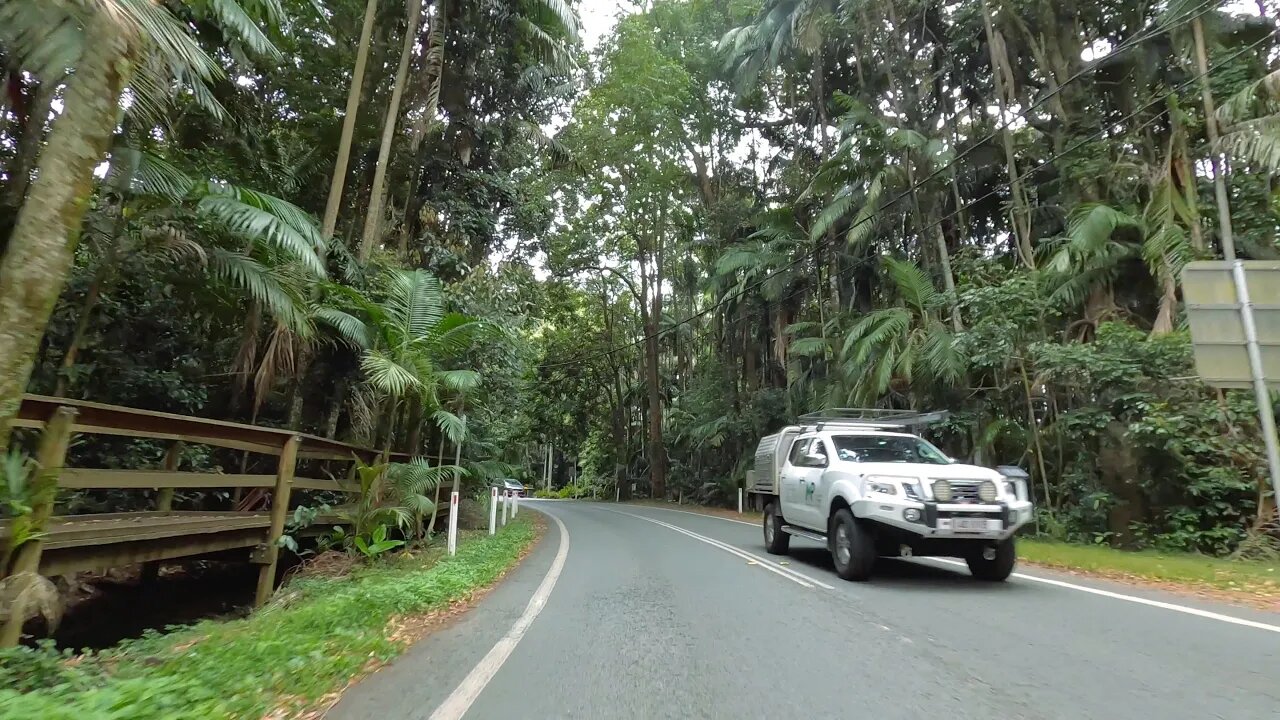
left=341, top=457, right=461, bottom=543
left=0, top=0, right=284, bottom=450
left=51, top=148, right=327, bottom=397
left=837, top=257, right=965, bottom=406
left=718, top=0, right=834, bottom=95
left=316, top=268, right=481, bottom=454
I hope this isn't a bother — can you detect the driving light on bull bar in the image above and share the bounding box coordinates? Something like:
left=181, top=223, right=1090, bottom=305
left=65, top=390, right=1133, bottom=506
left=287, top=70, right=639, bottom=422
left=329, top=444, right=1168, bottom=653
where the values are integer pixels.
left=978, top=480, right=998, bottom=503
left=931, top=479, right=953, bottom=502
left=903, top=508, right=922, bottom=522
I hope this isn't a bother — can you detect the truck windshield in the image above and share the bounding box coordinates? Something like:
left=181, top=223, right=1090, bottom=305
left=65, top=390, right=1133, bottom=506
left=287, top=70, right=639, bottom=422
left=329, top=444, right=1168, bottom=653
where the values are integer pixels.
left=830, top=435, right=952, bottom=465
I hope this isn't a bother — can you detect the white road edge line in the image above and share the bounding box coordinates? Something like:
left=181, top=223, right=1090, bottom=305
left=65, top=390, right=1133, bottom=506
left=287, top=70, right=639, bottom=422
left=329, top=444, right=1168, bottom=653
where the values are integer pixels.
left=428, top=510, right=571, bottom=720
left=605, top=508, right=835, bottom=590
left=923, top=558, right=1280, bottom=634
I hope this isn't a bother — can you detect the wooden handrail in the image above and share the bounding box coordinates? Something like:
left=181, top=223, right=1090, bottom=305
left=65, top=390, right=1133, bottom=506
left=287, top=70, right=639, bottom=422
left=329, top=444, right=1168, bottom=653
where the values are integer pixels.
left=60, top=469, right=280, bottom=490
left=16, top=394, right=410, bottom=461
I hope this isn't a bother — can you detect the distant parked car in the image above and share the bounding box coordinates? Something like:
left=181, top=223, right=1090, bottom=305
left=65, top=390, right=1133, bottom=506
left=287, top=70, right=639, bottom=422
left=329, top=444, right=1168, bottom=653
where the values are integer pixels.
left=495, top=479, right=526, bottom=497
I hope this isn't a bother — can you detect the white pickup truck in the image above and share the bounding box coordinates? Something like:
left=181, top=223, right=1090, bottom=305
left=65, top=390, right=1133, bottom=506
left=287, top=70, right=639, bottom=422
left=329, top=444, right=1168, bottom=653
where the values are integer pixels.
left=747, top=410, right=1034, bottom=582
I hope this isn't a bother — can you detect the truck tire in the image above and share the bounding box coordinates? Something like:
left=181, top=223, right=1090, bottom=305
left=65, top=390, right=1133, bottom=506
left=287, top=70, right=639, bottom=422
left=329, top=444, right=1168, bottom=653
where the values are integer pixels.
left=966, top=538, right=1016, bottom=581
left=830, top=508, right=876, bottom=581
left=763, top=502, right=790, bottom=555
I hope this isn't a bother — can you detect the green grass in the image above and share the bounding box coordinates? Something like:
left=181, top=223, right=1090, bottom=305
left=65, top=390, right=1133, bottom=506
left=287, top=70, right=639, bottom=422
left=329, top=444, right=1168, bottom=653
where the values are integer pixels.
left=0, top=518, right=538, bottom=719
left=1018, top=539, right=1280, bottom=594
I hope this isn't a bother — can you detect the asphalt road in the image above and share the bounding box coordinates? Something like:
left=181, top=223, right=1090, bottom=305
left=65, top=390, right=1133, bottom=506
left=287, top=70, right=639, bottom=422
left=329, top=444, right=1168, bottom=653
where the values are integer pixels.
left=329, top=501, right=1280, bottom=720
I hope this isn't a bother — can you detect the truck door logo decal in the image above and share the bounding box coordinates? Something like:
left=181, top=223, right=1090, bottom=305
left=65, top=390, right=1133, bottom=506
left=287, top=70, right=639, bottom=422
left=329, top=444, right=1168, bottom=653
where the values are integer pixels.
left=805, top=481, right=815, bottom=502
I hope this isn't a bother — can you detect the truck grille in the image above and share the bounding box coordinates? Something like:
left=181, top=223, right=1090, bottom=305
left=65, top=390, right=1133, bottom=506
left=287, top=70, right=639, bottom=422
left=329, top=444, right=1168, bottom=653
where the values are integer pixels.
left=935, top=479, right=988, bottom=504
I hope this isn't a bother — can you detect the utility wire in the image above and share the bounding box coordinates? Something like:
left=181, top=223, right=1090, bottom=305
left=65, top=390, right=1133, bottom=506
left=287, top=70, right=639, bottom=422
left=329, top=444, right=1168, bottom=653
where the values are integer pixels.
left=537, top=2, right=1247, bottom=370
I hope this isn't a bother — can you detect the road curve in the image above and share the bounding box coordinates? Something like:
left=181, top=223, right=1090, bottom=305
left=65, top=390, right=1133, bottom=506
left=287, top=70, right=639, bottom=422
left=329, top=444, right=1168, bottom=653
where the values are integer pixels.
left=329, top=501, right=1280, bottom=720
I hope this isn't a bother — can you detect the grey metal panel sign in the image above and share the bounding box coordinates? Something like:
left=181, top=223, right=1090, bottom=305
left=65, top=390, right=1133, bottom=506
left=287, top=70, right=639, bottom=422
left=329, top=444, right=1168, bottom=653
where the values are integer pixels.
left=1182, top=261, right=1280, bottom=389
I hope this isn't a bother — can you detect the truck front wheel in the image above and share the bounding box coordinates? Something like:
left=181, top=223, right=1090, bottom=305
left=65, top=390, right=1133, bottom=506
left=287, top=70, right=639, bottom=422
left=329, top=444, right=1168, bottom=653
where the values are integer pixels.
left=763, top=502, right=790, bottom=555
left=830, top=508, right=876, bottom=581
left=966, top=538, right=1016, bottom=581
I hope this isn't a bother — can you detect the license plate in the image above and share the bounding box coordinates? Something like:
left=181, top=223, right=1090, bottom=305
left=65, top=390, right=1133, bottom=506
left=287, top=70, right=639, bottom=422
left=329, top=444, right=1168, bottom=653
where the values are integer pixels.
left=952, top=517, right=997, bottom=532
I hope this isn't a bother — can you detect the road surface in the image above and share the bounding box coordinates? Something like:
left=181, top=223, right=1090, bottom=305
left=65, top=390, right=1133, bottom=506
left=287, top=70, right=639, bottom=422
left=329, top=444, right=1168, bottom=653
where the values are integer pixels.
left=330, top=501, right=1280, bottom=719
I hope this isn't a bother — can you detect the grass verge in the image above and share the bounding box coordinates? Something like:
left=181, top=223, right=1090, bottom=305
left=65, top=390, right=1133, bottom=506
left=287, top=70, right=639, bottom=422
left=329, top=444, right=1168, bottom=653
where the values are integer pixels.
left=624, top=500, right=1280, bottom=607
left=0, top=517, right=539, bottom=720
left=1017, top=539, right=1280, bottom=601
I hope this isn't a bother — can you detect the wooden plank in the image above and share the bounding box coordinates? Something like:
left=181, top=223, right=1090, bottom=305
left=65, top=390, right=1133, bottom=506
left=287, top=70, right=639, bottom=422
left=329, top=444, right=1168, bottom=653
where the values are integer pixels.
left=257, top=435, right=300, bottom=606
left=292, top=476, right=359, bottom=493
left=37, top=516, right=271, bottom=549
left=59, top=469, right=277, bottom=490
left=37, top=528, right=266, bottom=576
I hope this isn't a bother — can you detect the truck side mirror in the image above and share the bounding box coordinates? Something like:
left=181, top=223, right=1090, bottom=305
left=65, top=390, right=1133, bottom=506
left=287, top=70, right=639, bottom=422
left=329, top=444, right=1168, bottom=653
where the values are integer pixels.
left=804, top=451, right=828, bottom=467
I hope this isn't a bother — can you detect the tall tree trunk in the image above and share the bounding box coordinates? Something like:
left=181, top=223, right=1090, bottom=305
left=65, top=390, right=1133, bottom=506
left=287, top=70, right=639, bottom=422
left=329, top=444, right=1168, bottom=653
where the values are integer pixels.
left=1, top=83, right=55, bottom=217
left=321, top=0, right=380, bottom=240
left=53, top=251, right=113, bottom=398
left=935, top=225, right=963, bottom=332
left=323, top=375, right=347, bottom=439
left=399, top=3, right=449, bottom=259
left=639, top=228, right=666, bottom=499
left=981, top=0, right=1035, bottom=268
left=359, top=0, right=425, bottom=261
left=1171, top=106, right=1205, bottom=253
left=0, top=18, right=135, bottom=451
left=1192, top=17, right=1237, bottom=260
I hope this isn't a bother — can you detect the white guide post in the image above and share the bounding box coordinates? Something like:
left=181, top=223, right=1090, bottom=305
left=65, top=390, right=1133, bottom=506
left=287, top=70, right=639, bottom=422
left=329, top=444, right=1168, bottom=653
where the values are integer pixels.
left=738, top=488, right=743, bottom=515
left=448, top=491, right=460, bottom=556
left=489, top=486, right=498, bottom=536
left=512, top=491, right=519, bottom=517
left=502, top=490, right=510, bottom=525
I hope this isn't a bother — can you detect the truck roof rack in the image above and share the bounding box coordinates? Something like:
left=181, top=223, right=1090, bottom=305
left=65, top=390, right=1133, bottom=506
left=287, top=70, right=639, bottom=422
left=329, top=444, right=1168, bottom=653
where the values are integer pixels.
left=796, top=408, right=949, bottom=431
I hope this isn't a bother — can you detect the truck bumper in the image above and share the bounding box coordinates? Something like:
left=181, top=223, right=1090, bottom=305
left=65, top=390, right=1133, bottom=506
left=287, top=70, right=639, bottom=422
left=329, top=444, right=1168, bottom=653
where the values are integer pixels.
left=851, top=497, right=1033, bottom=541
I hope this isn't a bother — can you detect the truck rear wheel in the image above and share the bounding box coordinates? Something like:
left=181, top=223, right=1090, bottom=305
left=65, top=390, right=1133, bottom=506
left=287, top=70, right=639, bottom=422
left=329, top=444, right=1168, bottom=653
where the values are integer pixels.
left=966, top=538, right=1016, bottom=581
left=763, top=502, right=790, bottom=555
left=830, top=508, right=876, bottom=581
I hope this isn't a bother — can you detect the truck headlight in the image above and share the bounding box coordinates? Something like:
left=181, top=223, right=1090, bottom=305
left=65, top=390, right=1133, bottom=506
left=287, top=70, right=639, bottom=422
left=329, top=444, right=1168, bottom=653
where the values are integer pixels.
left=978, top=480, right=998, bottom=503
left=864, top=475, right=914, bottom=496
left=932, top=479, right=953, bottom=502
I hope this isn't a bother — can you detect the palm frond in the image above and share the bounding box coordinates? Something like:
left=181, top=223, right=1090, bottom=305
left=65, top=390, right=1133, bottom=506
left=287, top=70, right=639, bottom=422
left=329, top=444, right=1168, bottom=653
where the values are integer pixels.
left=436, top=369, right=481, bottom=393
left=526, top=0, right=581, bottom=45
left=386, top=270, right=445, bottom=340
left=314, top=307, right=375, bottom=350
left=195, top=0, right=282, bottom=59
left=432, top=410, right=467, bottom=444
left=883, top=257, right=939, bottom=316
left=1064, top=203, right=1140, bottom=256
left=1218, top=125, right=1280, bottom=173
left=846, top=172, right=884, bottom=249
left=197, top=183, right=327, bottom=273
left=361, top=350, right=423, bottom=398
left=205, top=248, right=308, bottom=332
left=810, top=187, right=855, bottom=241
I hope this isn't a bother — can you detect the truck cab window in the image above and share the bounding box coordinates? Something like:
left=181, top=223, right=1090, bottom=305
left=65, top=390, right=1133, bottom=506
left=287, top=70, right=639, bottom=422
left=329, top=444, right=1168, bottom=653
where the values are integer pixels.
left=831, top=435, right=951, bottom=465
left=787, top=438, right=811, bottom=466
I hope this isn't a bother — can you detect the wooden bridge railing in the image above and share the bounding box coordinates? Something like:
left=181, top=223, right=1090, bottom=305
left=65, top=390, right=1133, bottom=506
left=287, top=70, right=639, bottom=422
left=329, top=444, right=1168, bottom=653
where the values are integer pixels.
left=1, top=395, right=406, bottom=646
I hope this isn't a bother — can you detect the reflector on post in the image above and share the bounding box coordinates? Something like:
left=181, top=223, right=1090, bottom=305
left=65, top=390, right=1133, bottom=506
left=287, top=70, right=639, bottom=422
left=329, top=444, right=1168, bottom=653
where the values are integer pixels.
left=447, top=491, right=459, bottom=556
left=489, top=486, right=498, bottom=536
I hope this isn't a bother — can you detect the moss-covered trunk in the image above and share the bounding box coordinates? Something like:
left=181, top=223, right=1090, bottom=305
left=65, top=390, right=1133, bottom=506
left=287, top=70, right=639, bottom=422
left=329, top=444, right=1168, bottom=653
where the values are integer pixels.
left=0, top=22, right=135, bottom=452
